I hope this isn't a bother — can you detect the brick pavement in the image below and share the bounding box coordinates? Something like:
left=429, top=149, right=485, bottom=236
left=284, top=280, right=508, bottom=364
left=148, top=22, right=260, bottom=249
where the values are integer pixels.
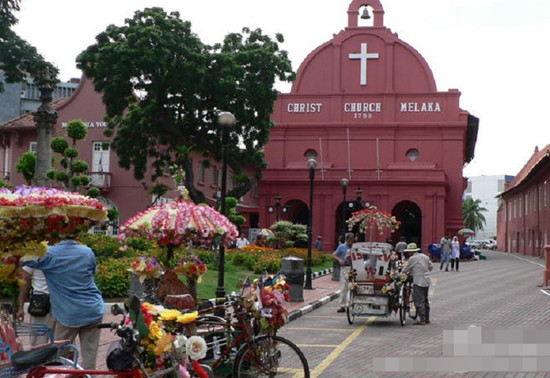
left=277, top=251, right=550, bottom=378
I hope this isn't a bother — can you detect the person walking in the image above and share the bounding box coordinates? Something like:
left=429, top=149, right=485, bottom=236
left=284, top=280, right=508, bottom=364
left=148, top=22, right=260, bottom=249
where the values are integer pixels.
left=16, top=268, right=54, bottom=346
left=333, top=232, right=355, bottom=313
left=394, top=236, right=408, bottom=261
left=402, top=243, right=433, bottom=325
left=450, top=235, right=460, bottom=271
left=439, top=233, right=452, bottom=271
left=315, top=235, right=323, bottom=251
left=22, top=238, right=105, bottom=370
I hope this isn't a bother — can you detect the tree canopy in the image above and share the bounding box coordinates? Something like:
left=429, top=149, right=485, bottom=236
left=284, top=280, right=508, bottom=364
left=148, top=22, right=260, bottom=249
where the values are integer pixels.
left=0, top=0, right=58, bottom=91
left=462, top=197, right=487, bottom=232
left=77, top=7, right=295, bottom=203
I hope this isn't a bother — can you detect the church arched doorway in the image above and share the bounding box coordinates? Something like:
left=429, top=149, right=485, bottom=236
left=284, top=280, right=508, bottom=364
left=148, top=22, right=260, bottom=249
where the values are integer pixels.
left=335, top=200, right=364, bottom=246
left=287, top=199, right=308, bottom=226
left=392, top=201, right=422, bottom=246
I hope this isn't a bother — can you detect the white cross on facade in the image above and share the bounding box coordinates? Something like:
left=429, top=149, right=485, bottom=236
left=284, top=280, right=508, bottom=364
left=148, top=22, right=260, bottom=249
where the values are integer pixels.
left=348, top=43, right=379, bottom=86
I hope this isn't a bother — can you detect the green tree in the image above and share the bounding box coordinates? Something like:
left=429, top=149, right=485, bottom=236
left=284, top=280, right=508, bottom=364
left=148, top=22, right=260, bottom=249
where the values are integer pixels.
left=462, top=197, right=487, bottom=232
left=15, top=151, right=35, bottom=185
left=47, top=119, right=97, bottom=196
left=76, top=7, right=294, bottom=203
left=0, top=0, right=58, bottom=91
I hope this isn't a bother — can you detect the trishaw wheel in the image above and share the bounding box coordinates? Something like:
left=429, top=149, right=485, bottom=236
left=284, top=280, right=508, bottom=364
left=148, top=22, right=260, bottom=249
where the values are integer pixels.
left=406, top=284, right=417, bottom=320
left=346, top=291, right=355, bottom=325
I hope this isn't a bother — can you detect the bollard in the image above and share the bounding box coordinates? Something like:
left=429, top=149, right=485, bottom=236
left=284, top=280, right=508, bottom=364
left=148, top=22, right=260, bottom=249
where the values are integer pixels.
left=281, top=257, right=304, bottom=302
left=332, top=260, right=340, bottom=281
left=544, top=245, right=550, bottom=287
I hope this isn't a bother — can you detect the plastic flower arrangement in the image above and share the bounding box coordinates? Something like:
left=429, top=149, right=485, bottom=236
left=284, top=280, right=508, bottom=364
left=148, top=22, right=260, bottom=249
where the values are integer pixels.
left=173, top=255, right=208, bottom=280
left=0, top=186, right=107, bottom=254
left=346, top=205, right=401, bottom=235
left=239, top=273, right=290, bottom=335
left=128, top=256, right=162, bottom=283
left=139, top=302, right=203, bottom=374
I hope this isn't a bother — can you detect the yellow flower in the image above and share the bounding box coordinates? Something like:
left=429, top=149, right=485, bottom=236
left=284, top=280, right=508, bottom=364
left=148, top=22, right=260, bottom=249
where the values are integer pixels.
left=160, top=309, right=182, bottom=321
left=153, top=333, right=174, bottom=356
left=142, top=302, right=157, bottom=312
left=176, top=311, right=198, bottom=324
left=148, top=321, right=163, bottom=340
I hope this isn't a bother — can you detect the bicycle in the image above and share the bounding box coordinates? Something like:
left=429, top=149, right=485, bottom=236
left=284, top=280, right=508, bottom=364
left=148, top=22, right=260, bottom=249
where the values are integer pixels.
left=188, top=294, right=310, bottom=378
left=26, top=299, right=201, bottom=378
left=397, top=280, right=417, bottom=326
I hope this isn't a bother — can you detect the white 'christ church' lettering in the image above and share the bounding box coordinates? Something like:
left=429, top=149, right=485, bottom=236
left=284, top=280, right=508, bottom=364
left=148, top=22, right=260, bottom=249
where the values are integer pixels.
left=348, top=43, right=379, bottom=86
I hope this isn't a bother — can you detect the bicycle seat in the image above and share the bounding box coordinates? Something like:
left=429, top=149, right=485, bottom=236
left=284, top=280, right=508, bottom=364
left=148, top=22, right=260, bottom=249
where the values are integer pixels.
left=11, top=344, right=58, bottom=370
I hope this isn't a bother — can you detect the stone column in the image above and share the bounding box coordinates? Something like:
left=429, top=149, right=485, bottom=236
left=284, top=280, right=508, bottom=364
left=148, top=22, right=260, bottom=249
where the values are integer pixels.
left=544, top=245, right=550, bottom=287
left=32, top=83, right=57, bottom=186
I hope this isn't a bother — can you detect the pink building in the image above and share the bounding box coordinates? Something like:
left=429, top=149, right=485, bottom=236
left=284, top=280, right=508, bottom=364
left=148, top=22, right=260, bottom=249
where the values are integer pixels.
left=260, top=0, right=478, bottom=251
left=497, top=145, right=550, bottom=256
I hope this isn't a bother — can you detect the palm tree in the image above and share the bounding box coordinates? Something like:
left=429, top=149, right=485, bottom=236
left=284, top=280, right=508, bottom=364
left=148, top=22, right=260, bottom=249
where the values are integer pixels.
left=462, top=197, right=487, bottom=232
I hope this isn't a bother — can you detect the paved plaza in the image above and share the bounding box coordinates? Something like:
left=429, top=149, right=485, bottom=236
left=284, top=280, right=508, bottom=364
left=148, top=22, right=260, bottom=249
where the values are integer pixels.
left=92, top=251, right=550, bottom=377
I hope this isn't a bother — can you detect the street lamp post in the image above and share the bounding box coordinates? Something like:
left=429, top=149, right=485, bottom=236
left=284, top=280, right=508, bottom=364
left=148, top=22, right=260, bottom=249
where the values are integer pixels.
left=341, top=178, right=349, bottom=239
left=267, top=194, right=290, bottom=222
left=304, top=158, right=317, bottom=290
left=33, top=78, right=57, bottom=186
left=216, top=111, right=235, bottom=305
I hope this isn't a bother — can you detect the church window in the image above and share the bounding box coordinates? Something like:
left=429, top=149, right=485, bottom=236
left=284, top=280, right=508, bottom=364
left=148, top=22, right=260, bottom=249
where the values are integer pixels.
left=406, top=148, right=420, bottom=162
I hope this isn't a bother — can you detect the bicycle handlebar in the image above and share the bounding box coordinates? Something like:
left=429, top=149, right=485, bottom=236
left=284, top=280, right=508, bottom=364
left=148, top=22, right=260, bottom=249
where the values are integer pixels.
left=97, top=322, right=119, bottom=329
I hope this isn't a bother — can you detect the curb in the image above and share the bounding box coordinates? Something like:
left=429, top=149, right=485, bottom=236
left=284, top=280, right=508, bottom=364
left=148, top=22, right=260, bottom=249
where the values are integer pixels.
left=288, top=290, right=340, bottom=322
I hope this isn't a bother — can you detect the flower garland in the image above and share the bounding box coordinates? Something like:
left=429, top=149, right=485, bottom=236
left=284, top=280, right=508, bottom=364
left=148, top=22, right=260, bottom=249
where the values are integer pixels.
left=346, top=206, right=401, bottom=235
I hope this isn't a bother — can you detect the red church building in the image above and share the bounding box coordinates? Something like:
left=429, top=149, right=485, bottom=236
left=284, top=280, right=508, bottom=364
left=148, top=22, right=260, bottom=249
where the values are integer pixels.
left=260, top=0, right=479, bottom=250
left=0, top=0, right=478, bottom=250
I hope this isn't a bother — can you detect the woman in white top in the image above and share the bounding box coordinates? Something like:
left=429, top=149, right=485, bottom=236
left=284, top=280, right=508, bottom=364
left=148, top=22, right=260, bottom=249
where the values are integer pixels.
left=16, top=267, right=54, bottom=345
left=450, top=236, right=460, bottom=271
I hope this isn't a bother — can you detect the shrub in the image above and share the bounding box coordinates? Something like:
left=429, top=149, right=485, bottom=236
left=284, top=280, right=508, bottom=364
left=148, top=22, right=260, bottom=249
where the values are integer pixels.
left=95, top=257, right=133, bottom=298
left=78, top=233, right=136, bottom=260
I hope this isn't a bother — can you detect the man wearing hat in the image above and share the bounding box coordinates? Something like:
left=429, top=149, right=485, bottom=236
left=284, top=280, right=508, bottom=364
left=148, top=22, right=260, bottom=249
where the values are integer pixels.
left=403, top=242, right=433, bottom=325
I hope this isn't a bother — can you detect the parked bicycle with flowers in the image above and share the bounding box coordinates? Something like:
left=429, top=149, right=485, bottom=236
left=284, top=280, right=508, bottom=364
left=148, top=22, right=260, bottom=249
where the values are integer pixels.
left=183, top=273, right=309, bottom=377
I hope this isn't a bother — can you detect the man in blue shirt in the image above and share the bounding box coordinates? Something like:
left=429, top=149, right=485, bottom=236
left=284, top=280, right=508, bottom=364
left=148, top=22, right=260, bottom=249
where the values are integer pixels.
left=23, top=239, right=105, bottom=369
left=332, top=232, right=355, bottom=313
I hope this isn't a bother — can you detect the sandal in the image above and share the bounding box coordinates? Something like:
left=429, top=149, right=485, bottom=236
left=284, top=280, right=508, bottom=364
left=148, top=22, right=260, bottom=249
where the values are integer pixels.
left=413, top=320, right=426, bottom=325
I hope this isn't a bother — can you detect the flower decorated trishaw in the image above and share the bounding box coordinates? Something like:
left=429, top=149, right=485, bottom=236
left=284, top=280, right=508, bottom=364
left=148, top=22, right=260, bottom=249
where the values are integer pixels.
left=344, top=206, right=416, bottom=326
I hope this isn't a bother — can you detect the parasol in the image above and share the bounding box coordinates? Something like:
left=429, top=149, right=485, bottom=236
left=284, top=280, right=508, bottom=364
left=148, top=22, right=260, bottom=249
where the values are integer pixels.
left=346, top=206, right=400, bottom=235
left=257, top=228, right=275, bottom=237
left=458, top=228, right=475, bottom=236
left=0, top=186, right=107, bottom=256
left=118, top=199, right=238, bottom=249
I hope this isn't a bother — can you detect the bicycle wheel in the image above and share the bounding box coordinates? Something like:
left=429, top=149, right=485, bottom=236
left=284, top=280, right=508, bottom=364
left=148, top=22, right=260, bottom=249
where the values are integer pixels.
left=398, top=285, right=406, bottom=326
left=232, top=335, right=309, bottom=378
left=406, top=284, right=417, bottom=320
left=346, top=290, right=355, bottom=325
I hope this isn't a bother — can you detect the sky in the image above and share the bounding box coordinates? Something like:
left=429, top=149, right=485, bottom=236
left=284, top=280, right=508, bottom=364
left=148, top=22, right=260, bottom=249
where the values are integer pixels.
left=12, top=0, right=550, bottom=178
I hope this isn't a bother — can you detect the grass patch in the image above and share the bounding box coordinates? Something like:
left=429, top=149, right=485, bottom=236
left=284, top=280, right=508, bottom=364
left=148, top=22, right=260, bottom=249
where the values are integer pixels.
left=197, top=259, right=334, bottom=300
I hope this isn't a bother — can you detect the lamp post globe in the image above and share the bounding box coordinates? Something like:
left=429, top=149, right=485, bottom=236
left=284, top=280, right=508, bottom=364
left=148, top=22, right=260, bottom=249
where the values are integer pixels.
left=304, top=158, right=317, bottom=290
left=216, top=111, right=235, bottom=305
